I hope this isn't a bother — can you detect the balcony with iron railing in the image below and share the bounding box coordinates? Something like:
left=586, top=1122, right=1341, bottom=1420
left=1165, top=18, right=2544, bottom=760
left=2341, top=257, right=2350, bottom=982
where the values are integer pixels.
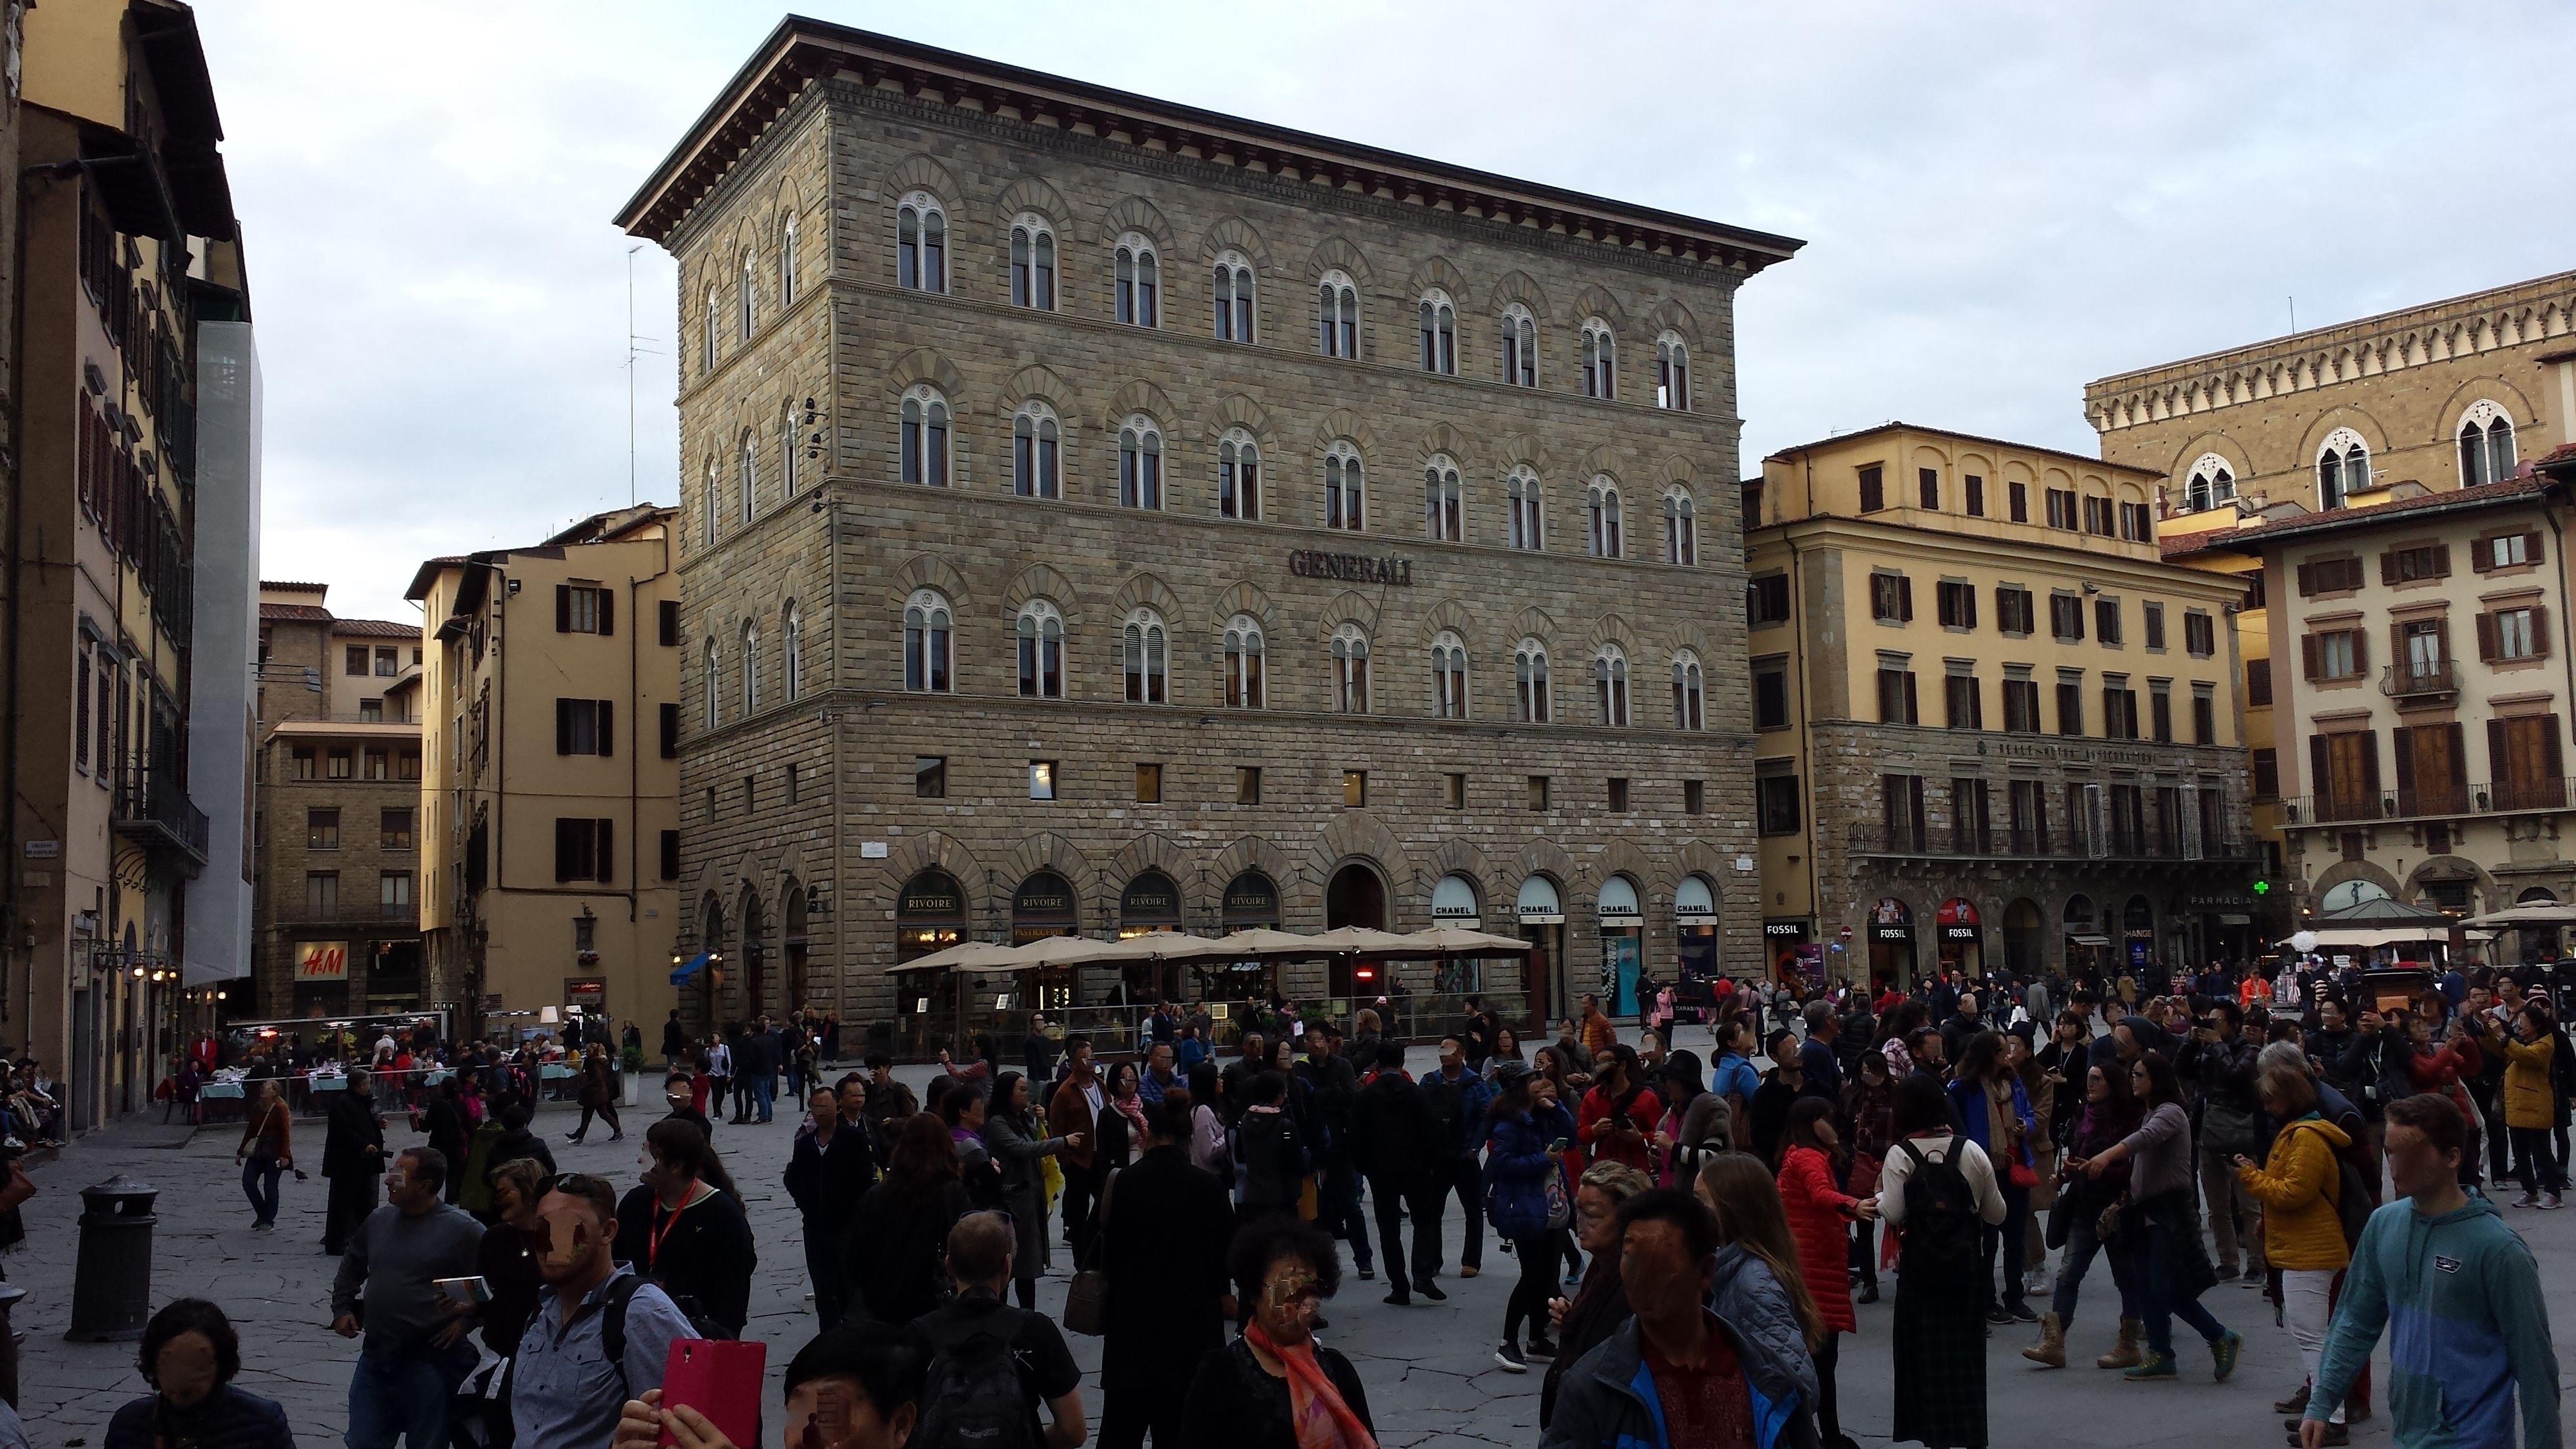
left=2287, top=778, right=2575, bottom=826
left=1847, top=823, right=2259, bottom=864
left=111, top=771, right=208, bottom=868
left=2380, top=661, right=2459, bottom=700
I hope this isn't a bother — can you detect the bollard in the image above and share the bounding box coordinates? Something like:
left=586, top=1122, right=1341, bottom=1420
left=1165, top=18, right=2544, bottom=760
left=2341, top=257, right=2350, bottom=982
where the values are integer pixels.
left=66, top=1174, right=157, bottom=1342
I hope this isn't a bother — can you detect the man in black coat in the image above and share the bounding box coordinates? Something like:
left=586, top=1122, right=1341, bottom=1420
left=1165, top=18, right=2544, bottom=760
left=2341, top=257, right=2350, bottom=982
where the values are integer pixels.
left=1096, top=1098, right=1231, bottom=1449
left=1351, top=1041, right=1447, bottom=1305
left=783, top=1084, right=876, bottom=1327
left=661, top=1008, right=688, bottom=1065
left=320, top=1068, right=386, bottom=1254
left=1295, top=1026, right=1371, bottom=1279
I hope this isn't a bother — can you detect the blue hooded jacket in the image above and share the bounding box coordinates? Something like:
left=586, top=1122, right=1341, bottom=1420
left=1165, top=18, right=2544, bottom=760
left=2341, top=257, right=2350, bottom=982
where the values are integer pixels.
left=1485, top=1101, right=1576, bottom=1239
left=1538, top=1250, right=1822, bottom=1449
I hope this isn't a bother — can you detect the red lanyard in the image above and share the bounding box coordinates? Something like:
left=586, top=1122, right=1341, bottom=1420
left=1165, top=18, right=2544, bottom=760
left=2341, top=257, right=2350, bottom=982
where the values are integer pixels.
left=650, top=1181, right=697, bottom=1268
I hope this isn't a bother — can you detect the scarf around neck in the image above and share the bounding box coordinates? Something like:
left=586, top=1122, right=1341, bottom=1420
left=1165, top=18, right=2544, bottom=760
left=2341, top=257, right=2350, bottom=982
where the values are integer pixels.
left=1244, top=1321, right=1375, bottom=1449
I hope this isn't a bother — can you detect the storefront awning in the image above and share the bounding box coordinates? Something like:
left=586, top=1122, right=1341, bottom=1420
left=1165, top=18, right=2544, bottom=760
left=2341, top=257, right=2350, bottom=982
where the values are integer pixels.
left=2066, top=934, right=2112, bottom=946
left=668, top=952, right=712, bottom=985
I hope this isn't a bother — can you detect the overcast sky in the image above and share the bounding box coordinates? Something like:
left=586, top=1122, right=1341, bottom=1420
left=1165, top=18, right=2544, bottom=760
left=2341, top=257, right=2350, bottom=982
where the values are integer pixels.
left=205, top=1, right=2576, bottom=625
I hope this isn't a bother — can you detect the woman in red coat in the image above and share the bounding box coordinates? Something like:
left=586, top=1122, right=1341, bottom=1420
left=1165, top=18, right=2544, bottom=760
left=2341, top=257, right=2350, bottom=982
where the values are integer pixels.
left=1777, top=1095, right=1878, bottom=1447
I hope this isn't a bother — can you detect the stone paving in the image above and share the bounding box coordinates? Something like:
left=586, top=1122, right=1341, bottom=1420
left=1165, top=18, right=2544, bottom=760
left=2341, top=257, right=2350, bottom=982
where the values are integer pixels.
left=5, top=1045, right=2572, bottom=1447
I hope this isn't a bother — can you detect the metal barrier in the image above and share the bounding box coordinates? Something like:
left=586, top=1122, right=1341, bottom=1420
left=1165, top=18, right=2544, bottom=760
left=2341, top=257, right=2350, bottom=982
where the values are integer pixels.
left=880, top=988, right=1541, bottom=1065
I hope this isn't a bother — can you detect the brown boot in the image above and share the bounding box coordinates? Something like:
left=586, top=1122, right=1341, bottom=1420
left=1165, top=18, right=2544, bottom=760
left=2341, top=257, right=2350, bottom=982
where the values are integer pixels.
left=2021, top=1311, right=2067, bottom=1368
left=2097, top=1317, right=2144, bottom=1369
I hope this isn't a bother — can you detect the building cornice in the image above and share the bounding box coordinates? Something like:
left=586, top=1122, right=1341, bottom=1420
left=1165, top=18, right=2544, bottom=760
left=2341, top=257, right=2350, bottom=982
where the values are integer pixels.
left=1749, top=515, right=2242, bottom=600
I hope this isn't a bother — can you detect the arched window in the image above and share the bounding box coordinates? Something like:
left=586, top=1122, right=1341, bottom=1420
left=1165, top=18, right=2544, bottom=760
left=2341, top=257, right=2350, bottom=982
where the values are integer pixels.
left=899, top=386, right=950, bottom=487
left=741, top=622, right=761, bottom=713
left=895, top=193, right=946, bottom=293
left=1423, top=455, right=1463, bottom=542
left=1317, top=270, right=1359, bottom=358
left=1672, top=650, right=1704, bottom=730
left=1115, top=234, right=1159, bottom=326
left=738, top=431, right=757, bottom=523
left=1224, top=614, right=1264, bottom=708
left=2316, top=427, right=2369, bottom=510
left=701, top=285, right=719, bottom=372
left=1500, top=303, right=1536, bottom=387
left=1581, top=320, right=1616, bottom=399
left=1122, top=609, right=1168, bottom=704
left=1593, top=645, right=1629, bottom=726
left=1431, top=632, right=1468, bottom=720
left=1656, top=332, right=1691, bottom=411
left=1220, top=430, right=1261, bottom=520
left=702, top=638, right=720, bottom=728
left=1507, top=467, right=1543, bottom=550
left=1662, top=488, right=1696, bottom=565
left=779, top=404, right=799, bottom=499
left=903, top=590, right=952, bottom=693
left=738, top=250, right=756, bottom=339
left=1016, top=600, right=1063, bottom=698
left=781, top=605, right=803, bottom=701
left=2183, top=453, right=2234, bottom=514
left=1118, top=416, right=1163, bottom=509
left=1213, top=251, right=1255, bottom=343
left=1331, top=624, right=1370, bottom=714
left=778, top=212, right=798, bottom=308
left=701, top=457, right=718, bottom=547
left=1325, top=442, right=1365, bottom=530
left=1588, top=477, right=1622, bottom=558
left=1009, top=216, right=1056, bottom=310
left=2459, top=401, right=2518, bottom=487
left=1013, top=403, right=1060, bottom=499
left=1515, top=640, right=1550, bottom=723
left=1418, top=289, right=1456, bottom=375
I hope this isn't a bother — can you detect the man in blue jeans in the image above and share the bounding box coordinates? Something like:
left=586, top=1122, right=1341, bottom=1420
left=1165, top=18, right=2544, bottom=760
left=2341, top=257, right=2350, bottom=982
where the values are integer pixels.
left=330, top=1146, right=484, bottom=1448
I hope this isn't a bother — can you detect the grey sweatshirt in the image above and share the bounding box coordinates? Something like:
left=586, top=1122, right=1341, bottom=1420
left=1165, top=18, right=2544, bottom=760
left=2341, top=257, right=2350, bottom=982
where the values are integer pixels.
left=2120, top=1101, right=2196, bottom=1203
left=330, top=1201, right=485, bottom=1355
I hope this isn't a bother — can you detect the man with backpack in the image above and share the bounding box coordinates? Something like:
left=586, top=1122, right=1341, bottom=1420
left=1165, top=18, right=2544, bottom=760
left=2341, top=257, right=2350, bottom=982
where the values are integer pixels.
left=1419, top=1035, right=1495, bottom=1281
left=510, top=1171, right=697, bottom=1449
left=910, top=1211, right=1086, bottom=1449
left=1353, top=1041, right=1451, bottom=1305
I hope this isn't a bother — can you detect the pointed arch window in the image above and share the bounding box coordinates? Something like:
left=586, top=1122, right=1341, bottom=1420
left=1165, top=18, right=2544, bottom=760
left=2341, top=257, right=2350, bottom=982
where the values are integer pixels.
left=1325, top=442, right=1365, bottom=531
left=1016, top=600, right=1063, bottom=699
left=1118, top=417, right=1163, bottom=509
left=1432, top=632, right=1468, bottom=720
left=778, top=212, right=798, bottom=308
left=703, top=638, right=721, bottom=728
left=2183, top=454, right=2235, bottom=514
left=1317, top=270, right=1359, bottom=358
left=1013, top=403, right=1060, bottom=499
left=738, top=250, right=757, bottom=339
left=1662, top=488, right=1697, bottom=565
left=904, top=591, right=953, bottom=693
left=1500, top=304, right=1536, bottom=387
left=1010, top=217, right=1056, bottom=310
left=1593, top=645, right=1630, bottom=726
left=1507, top=467, right=1543, bottom=551
left=1418, top=290, right=1456, bottom=374
left=1672, top=650, right=1704, bottom=730
left=1656, top=332, right=1691, bottom=411
left=779, top=404, right=799, bottom=499
left=1214, top=251, right=1256, bottom=342
left=1123, top=609, right=1168, bottom=704
left=899, top=386, right=950, bottom=487
left=1587, top=477, right=1622, bottom=559
left=701, top=458, right=718, bottom=547
left=1224, top=614, right=1265, bottom=708
left=1423, top=456, right=1463, bottom=542
left=1331, top=624, right=1371, bottom=714
left=2316, top=428, right=2369, bottom=510
left=1115, top=235, right=1159, bottom=326
left=2459, top=401, right=2518, bottom=487
left=701, top=285, right=719, bottom=372
left=1515, top=640, right=1551, bottom=723
left=738, top=431, right=757, bottom=523
left=1220, top=431, right=1261, bottom=520
left=896, top=193, right=946, bottom=292
left=741, top=622, right=761, bottom=713
left=781, top=605, right=803, bottom=701
left=1581, top=320, right=1616, bottom=399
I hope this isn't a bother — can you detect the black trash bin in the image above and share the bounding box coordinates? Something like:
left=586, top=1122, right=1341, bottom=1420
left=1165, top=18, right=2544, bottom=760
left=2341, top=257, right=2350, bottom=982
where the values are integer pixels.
left=67, top=1174, right=157, bottom=1342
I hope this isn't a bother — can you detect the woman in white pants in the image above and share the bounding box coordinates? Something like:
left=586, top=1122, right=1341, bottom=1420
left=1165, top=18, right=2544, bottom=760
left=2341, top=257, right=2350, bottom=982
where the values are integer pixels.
left=2234, top=1063, right=2354, bottom=1445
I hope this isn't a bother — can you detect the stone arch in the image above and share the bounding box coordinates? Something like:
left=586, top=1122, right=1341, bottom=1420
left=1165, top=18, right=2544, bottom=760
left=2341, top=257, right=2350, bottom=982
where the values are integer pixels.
left=1199, top=214, right=1276, bottom=272
left=1643, top=299, right=1702, bottom=349
left=1651, top=454, right=1698, bottom=488
left=1570, top=284, right=1629, bottom=331
left=1508, top=839, right=1583, bottom=894
left=1427, top=837, right=1498, bottom=889
left=1001, top=363, right=1083, bottom=419
left=1414, top=421, right=1476, bottom=471
left=1209, top=578, right=1277, bottom=624
left=1312, top=407, right=1377, bottom=454
left=1485, top=268, right=1553, bottom=318
left=1589, top=612, right=1635, bottom=653
left=1577, top=448, right=1626, bottom=488
left=1492, top=431, right=1551, bottom=474
left=884, top=347, right=968, bottom=404
left=1418, top=597, right=1476, bottom=645
left=989, top=832, right=1104, bottom=917
left=1098, top=195, right=1175, bottom=251
left=1108, top=832, right=1191, bottom=889
left=881, top=831, right=986, bottom=901
left=890, top=553, right=970, bottom=609
left=1579, top=839, right=1658, bottom=910
left=2296, top=406, right=2392, bottom=467
left=1109, top=570, right=1187, bottom=628
left=2406, top=856, right=2499, bottom=912
left=1001, top=561, right=1083, bottom=622
left=1209, top=392, right=1272, bottom=438
left=2427, top=374, right=2544, bottom=445
left=1319, top=588, right=1382, bottom=637
left=883, top=154, right=962, bottom=208
left=2308, top=857, right=2403, bottom=912
left=1212, top=834, right=1307, bottom=917
left=1511, top=605, right=1558, bottom=643
left=1101, top=378, right=1180, bottom=432
left=1657, top=618, right=1716, bottom=661
left=992, top=175, right=1075, bottom=231
left=1407, top=255, right=1471, bottom=303
left=1304, top=235, right=1377, bottom=290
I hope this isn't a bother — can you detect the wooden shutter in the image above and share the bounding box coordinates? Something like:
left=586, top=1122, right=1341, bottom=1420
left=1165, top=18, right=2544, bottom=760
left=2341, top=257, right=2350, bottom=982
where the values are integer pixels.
left=2352, top=630, right=2368, bottom=675
left=598, top=591, right=614, bottom=636
left=2446, top=722, right=2469, bottom=791
left=2525, top=530, right=2546, bottom=565
left=2536, top=605, right=2554, bottom=661
left=2296, top=561, right=2315, bottom=596
left=2379, top=551, right=2397, bottom=586
left=2391, top=726, right=2414, bottom=796
left=2489, top=720, right=2511, bottom=794
left=1898, top=575, right=1915, bottom=622
left=2434, top=544, right=2452, bottom=578
left=554, top=817, right=580, bottom=881
left=2477, top=612, right=2497, bottom=662
left=2548, top=716, right=2566, bottom=786
left=2436, top=617, right=2451, bottom=670
left=595, top=820, right=615, bottom=882
left=2389, top=622, right=2406, bottom=674
left=2301, top=634, right=2320, bottom=680
left=555, top=585, right=572, bottom=632
left=2359, top=731, right=2381, bottom=802
left=2472, top=536, right=2495, bottom=573
left=658, top=600, right=680, bottom=646
left=596, top=700, right=613, bottom=756
left=2310, top=735, right=2332, bottom=812
left=555, top=698, right=574, bottom=754
left=659, top=703, right=679, bottom=758
left=1903, top=671, right=1920, bottom=724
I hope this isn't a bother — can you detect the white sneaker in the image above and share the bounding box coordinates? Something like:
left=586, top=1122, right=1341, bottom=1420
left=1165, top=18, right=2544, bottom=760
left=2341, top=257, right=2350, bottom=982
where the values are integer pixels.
left=2514, top=1192, right=2541, bottom=1208
left=2542, top=1193, right=2565, bottom=1211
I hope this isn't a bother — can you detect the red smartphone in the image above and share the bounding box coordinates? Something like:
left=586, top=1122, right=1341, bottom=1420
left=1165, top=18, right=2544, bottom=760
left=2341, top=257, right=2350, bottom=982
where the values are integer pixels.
left=661, top=1339, right=766, bottom=1448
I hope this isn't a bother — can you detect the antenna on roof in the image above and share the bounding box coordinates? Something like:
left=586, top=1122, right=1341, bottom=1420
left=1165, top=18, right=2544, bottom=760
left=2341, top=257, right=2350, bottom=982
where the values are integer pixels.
left=626, top=245, right=661, bottom=509
left=2288, top=296, right=2296, bottom=337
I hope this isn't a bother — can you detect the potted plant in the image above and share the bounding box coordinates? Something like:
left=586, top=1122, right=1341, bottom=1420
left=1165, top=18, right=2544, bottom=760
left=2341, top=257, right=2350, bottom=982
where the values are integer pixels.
left=620, top=1044, right=645, bottom=1105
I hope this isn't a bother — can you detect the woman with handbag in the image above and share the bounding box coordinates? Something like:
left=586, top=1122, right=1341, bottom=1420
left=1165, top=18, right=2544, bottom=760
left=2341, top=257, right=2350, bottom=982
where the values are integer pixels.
left=1777, top=1096, right=1878, bottom=1448
left=982, top=1070, right=1081, bottom=1309
left=1481, top=1063, right=1574, bottom=1372
left=2074, top=1050, right=2241, bottom=1382
left=1948, top=1030, right=2039, bottom=1324
left=1840, top=1048, right=1895, bottom=1303
left=2025, top=1056, right=2143, bottom=1368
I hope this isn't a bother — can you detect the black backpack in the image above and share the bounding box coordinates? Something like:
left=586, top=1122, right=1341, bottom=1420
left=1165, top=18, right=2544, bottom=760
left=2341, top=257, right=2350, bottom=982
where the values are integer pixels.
left=913, top=1313, right=1042, bottom=1449
left=598, top=1274, right=728, bottom=1399
left=1895, top=1139, right=1981, bottom=1275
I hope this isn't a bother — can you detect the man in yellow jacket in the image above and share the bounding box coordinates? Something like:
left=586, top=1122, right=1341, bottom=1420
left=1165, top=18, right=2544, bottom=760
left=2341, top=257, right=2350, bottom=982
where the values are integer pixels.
left=2237, top=1064, right=2353, bottom=1445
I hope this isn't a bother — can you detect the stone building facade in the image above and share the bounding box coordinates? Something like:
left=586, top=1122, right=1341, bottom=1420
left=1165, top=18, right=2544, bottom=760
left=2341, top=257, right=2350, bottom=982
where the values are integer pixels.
left=1749, top=425, right=2256, bottom=987
left=618, top=19, right=1800, bottom=1039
